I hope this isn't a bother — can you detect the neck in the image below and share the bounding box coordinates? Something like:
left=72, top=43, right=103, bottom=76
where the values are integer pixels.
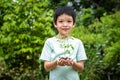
left=57, top=34, right=70, bottom=39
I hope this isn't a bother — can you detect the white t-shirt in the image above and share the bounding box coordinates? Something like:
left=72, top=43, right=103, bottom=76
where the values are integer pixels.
left=40, top=36, right=87, bottom=80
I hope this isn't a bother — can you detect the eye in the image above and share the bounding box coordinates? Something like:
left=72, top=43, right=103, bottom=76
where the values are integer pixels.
left=68, top=21, right=72, bottom=23
left=58, top=21, right=63, bottom=23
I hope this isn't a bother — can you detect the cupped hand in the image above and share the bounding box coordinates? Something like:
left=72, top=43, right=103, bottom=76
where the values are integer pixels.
left=57, top=57, right=74, bottom=66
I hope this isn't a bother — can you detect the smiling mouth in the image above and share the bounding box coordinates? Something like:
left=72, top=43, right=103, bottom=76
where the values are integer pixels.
left=62, top=28, right=69, bottom=31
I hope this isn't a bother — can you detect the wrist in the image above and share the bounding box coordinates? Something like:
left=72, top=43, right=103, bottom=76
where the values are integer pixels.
left=54, top=60, right=58, bottom=65
left=50, top=60, right=57, bottom=70
left=71, top=61, right=75, bottom=66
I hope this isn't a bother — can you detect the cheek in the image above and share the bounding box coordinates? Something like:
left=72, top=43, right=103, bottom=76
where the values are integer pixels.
left=56, top=24, right=62, bottom=27
left=69, top=24, right=74, bottom=28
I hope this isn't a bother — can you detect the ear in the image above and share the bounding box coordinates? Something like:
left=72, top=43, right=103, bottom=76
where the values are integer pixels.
left=53, top=22, right=57, bottom=28
left=73, top=22, right=76, bottom=28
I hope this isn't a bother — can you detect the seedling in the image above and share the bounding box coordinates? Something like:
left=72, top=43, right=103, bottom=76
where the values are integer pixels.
left=56, top=35, right=74, bottom=59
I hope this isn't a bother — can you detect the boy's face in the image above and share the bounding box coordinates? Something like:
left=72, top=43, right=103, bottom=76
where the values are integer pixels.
left=54, top=14, right=75, bottom=37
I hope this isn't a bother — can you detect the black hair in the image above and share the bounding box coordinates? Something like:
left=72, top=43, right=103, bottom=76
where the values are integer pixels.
left=54, top=6, right=76, bottom=23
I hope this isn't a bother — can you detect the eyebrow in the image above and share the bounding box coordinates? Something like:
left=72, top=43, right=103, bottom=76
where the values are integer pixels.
left=57, top=18, right=73, bottom=20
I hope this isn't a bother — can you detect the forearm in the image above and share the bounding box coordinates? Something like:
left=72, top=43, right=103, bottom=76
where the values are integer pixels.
left=72, top=61, right=84, bottom=71
left=44, top=60, right=57, bottom=71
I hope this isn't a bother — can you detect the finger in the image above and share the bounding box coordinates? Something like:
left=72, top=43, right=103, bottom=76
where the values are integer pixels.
left=70, top=61, right=74, bottom=66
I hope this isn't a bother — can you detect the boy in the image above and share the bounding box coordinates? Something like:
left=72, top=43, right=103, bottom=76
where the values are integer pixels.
left=40, top=6, right=87, bottom=80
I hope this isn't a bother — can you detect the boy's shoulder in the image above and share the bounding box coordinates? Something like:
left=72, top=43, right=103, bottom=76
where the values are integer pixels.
left=45, top=36, right=56, bottom=42
left=47, top=36, right=55, bottom=40
left=72, top=37, right=82, bottom=42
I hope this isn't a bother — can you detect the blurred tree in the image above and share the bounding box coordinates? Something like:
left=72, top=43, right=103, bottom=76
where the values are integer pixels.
left=0, top=0, right=120, bottom=80
left=49, top=0, right=120, bottom=27
left=71, top=11, right=120, bottom=80
left=0, top=0, right=55, bottom=79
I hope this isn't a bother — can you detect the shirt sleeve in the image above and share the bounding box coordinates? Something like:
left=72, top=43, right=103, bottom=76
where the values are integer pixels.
left=76, top=40, right=87, bottom=61
left=40, top=39, right=52, bottom=61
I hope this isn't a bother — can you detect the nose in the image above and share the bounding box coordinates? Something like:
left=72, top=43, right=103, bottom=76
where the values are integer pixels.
left=63, top=22, right=67, bottom=27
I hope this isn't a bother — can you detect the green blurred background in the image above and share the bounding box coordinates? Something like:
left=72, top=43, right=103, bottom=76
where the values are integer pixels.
left=0, top=0, right=120, bottom=80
